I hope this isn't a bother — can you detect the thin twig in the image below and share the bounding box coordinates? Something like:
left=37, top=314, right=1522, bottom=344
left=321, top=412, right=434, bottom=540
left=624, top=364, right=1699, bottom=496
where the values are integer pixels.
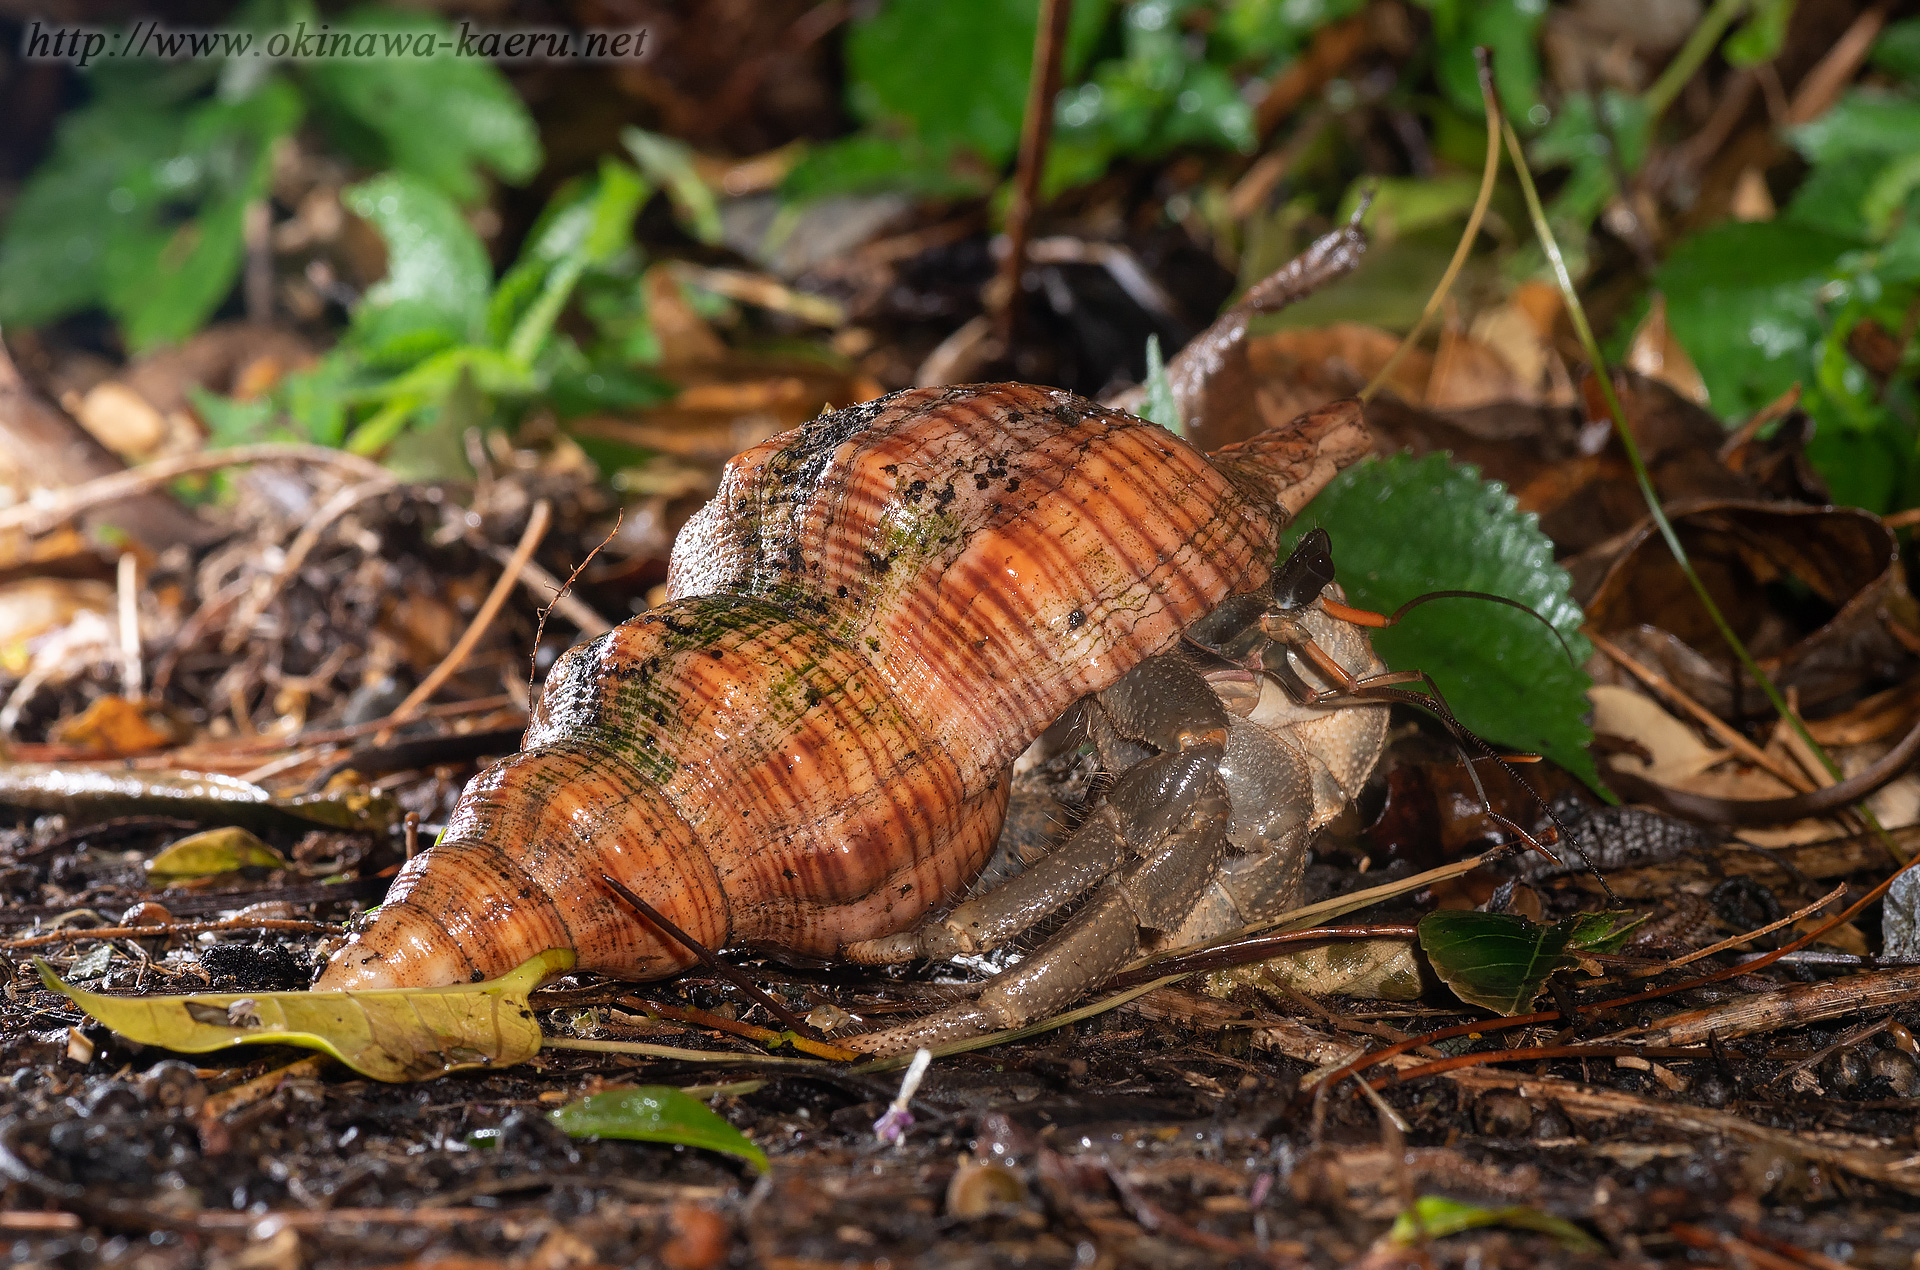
left=116, top=552, right=141, bottom=700
left=995, top=0, right=1072, bottom=347
left=381, top=499, right=551, bottom=733
left=0, top=444, right=390, bottom=537
left=7, top=917, right=341, bottom=949
left=1361, top=48, right=1501, bottom=403
left=1587, top=627, right=1811, bottom=792
left=1640, top=882, right=1846, bottom=977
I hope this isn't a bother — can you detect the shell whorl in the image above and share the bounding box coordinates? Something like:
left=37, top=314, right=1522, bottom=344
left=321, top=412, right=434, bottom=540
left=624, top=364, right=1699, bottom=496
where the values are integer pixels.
left=318, top=384, right=1304, bottom=991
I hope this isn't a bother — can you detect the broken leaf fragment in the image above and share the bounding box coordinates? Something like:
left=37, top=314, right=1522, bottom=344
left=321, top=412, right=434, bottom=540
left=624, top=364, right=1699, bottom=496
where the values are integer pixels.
left=1417, top=910, right=1638, bottom=1015
left=146, top=827, right=286, bottom=880
left=1386, top=1195, right=1600, bottom=1252
left=37, top=948, right=572, bottom=1082
left=549, top=1086, right=767, bottom=1171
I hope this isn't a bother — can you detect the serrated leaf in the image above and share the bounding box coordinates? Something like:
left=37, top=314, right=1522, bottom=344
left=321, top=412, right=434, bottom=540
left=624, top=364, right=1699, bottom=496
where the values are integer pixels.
left=1417, top=910, right=1635, bottom=1015
left=1387, top=1195, right=1600, bottom=1252
left=38, top=949, right=572, bottom=1082
left=550, top=1086, right=768, bottom=1171
left=146, top=827, right=286, bottom=881
left=1278, top=452, right=1600, bottom=792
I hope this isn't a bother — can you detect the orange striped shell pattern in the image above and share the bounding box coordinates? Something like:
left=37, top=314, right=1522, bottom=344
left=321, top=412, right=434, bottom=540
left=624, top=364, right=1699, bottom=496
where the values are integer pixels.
left=317, top=383, right=1356, bottom=991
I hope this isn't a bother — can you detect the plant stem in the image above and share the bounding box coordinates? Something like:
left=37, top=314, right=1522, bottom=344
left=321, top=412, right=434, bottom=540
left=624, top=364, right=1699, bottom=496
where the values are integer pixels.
left=996, top=0, right=1073, bottom=347
left=1502, top=117, right=1905, bottom=862
left=1643, top=0, right=1748, bottom=123
left=1361, top=47, right=1503, bottom=403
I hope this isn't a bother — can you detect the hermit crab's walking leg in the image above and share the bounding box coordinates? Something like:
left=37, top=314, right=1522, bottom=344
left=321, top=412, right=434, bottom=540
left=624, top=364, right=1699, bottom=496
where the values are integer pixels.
left=846, top=534, right=1393, bottom=1055
left=844, top=653, right=1244, bottom=1052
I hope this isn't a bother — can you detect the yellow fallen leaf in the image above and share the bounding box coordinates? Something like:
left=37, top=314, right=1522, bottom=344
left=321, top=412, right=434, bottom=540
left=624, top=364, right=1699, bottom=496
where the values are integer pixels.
left=146, top=826, right=287, bottom=880
left=53, top=695, right=175, bottom=755
left=38, top=949, right=573, bottom=1082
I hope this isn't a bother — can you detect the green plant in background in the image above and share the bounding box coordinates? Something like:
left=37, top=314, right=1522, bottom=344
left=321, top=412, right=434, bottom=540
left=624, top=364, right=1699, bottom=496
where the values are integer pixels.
left=195, top=156, right=674, bottom=479
left=1656, top=16, right=1920, bottom=513
left=0, top=0, right=539, bottom=350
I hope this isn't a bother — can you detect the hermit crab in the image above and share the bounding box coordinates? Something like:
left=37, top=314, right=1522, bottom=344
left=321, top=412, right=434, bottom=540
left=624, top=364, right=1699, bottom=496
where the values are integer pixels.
left=315, top=371, right=1396, bottom=1050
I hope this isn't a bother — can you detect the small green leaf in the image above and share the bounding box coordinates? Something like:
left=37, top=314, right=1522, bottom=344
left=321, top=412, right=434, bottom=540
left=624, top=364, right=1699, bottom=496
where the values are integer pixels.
left=620, top=129, right=719, bottom=246
left=1387, top=1195, right=1600, bottom=1252
left=1725, top=0, right=1796, bottom=68
left=1417, top=910, right=1635, bottom=1015
left=1278, top=452, right=1600, bottom=792
left=845, top=0, right=1109, bottom=169
left=344, top=173, right=491, bottom=359
left=1141, top=334, right=1183, bottom=437
left=146, top=827, right=286, bottom=881
left=38, top=949, right=572, bottom=1082
left=550, top=1086, right=768, bottom=1171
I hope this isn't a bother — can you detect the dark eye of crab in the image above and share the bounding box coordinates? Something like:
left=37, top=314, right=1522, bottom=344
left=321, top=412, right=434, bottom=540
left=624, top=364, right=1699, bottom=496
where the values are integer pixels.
left=1271, top=528, right=1336, bottom=612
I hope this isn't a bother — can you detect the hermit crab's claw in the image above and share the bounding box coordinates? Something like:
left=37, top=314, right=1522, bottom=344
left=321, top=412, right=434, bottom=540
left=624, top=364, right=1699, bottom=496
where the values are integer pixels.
left=1271, top=528, right=1338, bottom=611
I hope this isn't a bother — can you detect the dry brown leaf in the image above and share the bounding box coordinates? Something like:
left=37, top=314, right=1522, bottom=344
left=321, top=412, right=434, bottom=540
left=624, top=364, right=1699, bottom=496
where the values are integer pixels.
left=50, top=695, right=176, bottom=755
left=1626, top=293, right=1710, bottom=406
left=1425, top=321, right=1535, bottom=410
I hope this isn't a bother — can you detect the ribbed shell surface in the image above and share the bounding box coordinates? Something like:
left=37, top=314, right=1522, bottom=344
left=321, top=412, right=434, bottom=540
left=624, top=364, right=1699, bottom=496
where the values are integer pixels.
left=666, top=383, right=1283, bottom=783
left=318, top=384, right=1284, bottom=990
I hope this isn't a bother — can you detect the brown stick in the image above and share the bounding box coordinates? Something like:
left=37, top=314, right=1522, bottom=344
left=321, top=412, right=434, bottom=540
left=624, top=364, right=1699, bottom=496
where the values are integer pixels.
left=6, top=917, right=340, bottom=949
left=1613, top=963, right=1920, bottom=1048
left=0, top=443, right=389, bottom=537
left=994, top=0, right=1072, bottom=347
left=381, top=498, right=551, bottom=733
left=597, top=872, right=823, bottom=1042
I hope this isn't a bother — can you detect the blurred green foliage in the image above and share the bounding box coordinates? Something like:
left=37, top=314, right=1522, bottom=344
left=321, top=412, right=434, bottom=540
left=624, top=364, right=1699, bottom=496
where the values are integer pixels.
left=201, top=157, right=677, bottom=479
left=0, top=0, right=538, bottom=349
left=1655, top=17, right=1920, bottom=513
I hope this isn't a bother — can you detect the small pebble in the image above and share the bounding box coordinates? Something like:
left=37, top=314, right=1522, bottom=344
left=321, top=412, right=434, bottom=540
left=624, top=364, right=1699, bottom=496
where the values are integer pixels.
left=1867, top=1048, right=1920, bottom=1097
left=1473, top=1091, right=1534, bottom=1137
left=138, top=1060, right=207, bottom=1114
left=1822, top=1048, right=1868, bottom=1097
left=1694, top=1073, right=1734, bottom=1108
left=1530, top=1107, right=1572, bottom=1140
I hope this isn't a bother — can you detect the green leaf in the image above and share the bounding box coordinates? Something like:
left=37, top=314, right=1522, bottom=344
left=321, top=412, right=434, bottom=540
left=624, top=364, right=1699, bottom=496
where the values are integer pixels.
left=38, top=949, right=572, bottom=1082
left=1142, top=334, right=1183, bottom=436
left=550, top=1086, right=768, bottom=1171
left=1791, top=90, right=1920, bottom=164
left=845, top=0, right=1109, bottom=167
left=0, top=106, right=176, bottom=327
left=1386, top=1195, right=1600, bottom=1252
left=146, top=827, right=287, bottom=881
left=1337, top=173, right=1484, bottom=241
left=1726, top=0, right=1796, bottom=68
left=499, top=160, right=649, bottom=366
left=1871, top=17, right=1920, bottom=81
left=1417, top=910, right=1635, bottom=1014
left=300, top=7, right=539, bottom=205
left=1656, top=220, right=1855, bottom=419
left=780, top=135, right=991, bottom=203
left=620, top=130, right=718, bottom=246
left=343, top=173, right=492, bottom=360
left=1420, top=0, right=1545, bottom=125
left=1277, top=453, right=1601, bottom=793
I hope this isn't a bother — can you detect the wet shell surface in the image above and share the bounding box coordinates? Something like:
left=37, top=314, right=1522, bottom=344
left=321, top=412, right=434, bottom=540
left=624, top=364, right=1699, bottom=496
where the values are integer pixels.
left=318, top=383, right=1350, bottom=991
